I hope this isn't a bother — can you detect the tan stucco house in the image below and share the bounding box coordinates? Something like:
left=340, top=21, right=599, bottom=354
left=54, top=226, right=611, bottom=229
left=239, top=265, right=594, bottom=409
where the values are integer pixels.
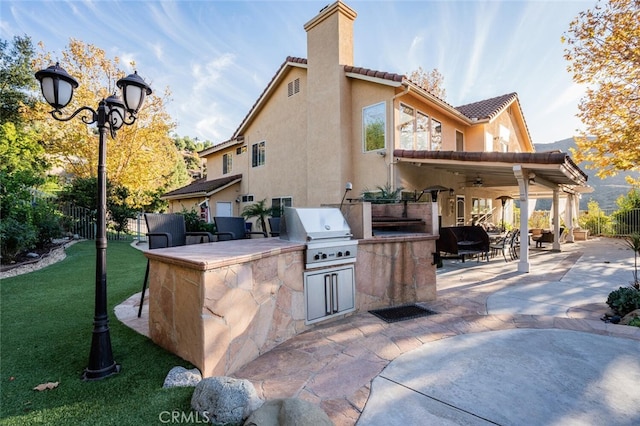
left=163, top=0, right=589, bottom=272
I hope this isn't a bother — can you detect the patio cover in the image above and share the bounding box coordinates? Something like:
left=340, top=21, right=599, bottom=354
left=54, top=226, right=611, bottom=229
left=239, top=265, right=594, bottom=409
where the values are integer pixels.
left=394, top=150, right=591, bottom=272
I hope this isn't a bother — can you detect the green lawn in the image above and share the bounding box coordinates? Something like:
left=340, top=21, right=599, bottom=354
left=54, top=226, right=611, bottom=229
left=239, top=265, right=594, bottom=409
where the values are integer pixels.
left=1, top=241, right=199, bottom=425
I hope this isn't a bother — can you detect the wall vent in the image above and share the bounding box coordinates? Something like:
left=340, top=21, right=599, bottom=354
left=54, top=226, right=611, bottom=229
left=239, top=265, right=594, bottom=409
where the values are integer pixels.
left=287, top=78, right=300, bottom=97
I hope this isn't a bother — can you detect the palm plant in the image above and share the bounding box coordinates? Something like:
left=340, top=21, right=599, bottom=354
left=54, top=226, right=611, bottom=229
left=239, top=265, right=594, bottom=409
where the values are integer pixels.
left=623, top=233, right=640, bottom=289
left=362, top=184, right=404, bottom=204
left=241, top=199, right=274, bottom=233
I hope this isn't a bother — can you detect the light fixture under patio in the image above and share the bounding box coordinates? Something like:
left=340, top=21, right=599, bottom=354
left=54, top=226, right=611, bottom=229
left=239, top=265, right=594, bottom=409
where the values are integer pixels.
left=496, top=195, right=513, bottom=232
left=35, top=62, right=152, bottom=381
left=422, top=185, right=450, bottom=202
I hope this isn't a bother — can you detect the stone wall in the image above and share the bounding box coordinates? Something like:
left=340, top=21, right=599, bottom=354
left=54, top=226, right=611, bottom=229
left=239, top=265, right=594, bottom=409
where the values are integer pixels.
left=356, top=236, right=437, bottom=311
left=149, top=248, right=306, bottom=377
left=148, top=234, right=437, bottom=377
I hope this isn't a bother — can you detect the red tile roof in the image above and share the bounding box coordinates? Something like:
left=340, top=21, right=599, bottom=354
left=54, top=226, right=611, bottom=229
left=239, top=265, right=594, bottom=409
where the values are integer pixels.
left=455, top=93, right=519, bottom=120
left=215, top=57, right=525, bottom=149
left=393, top=150, right=587, bottom=183
left=343, top=65, right=403, bottom=82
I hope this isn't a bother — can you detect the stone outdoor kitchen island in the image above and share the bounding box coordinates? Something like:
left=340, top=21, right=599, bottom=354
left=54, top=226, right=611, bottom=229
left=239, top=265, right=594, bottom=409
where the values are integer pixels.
left=145, top=203, right=437, bottom=377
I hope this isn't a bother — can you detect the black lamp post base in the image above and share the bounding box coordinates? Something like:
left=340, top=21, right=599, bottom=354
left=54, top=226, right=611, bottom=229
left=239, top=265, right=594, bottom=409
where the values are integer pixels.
left=82, top=363, right=121, bottom=381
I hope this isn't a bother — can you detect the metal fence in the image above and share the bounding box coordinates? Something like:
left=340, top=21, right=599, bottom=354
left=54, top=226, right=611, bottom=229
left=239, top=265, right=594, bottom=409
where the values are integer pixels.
left=59, top=204, right=144, bottom=241
left=506, top=207, right=640, bottom=238
left=580, top=208, right=640, bottom=237
left=60, top=203, right=96, bottom=239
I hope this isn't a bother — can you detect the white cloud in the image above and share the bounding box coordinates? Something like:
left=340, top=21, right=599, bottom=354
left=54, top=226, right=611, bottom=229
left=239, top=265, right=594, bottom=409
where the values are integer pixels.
left=543, top=83, right=585, bottom=115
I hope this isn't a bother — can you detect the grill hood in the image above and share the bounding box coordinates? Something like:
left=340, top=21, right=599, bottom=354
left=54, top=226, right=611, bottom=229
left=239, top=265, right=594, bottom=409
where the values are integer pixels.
left=280, top=207, right=352, bottom=242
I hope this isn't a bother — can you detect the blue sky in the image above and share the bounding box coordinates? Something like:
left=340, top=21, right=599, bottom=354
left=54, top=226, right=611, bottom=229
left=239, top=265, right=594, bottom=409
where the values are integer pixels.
left=1, top=0, right=593, bottom=145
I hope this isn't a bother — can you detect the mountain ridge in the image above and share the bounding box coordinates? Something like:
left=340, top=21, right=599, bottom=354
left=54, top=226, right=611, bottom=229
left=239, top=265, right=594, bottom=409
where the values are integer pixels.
left=534, top=138, right=638, bottom=210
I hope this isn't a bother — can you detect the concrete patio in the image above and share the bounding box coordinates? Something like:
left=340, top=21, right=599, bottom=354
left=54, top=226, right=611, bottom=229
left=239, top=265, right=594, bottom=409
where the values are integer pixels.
left=116, top=237, right=640, bottom=425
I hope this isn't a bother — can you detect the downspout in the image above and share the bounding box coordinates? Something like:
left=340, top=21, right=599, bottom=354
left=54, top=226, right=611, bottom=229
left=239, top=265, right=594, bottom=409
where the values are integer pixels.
left=389, top=84, right=411, bottom=191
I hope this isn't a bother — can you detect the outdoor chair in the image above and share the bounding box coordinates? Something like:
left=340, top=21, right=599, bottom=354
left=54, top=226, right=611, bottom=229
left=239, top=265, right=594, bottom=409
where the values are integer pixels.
left=532, top=227, right=564, bottom=248
left=510, top=229, right=521, bottom=259
left=213, top=216, right=268, bottom=241
left=138, top=213, right=215, bottom=317
left=490, top=230, right=517, bottom=262
left=268, top=217, right=281, bottom=237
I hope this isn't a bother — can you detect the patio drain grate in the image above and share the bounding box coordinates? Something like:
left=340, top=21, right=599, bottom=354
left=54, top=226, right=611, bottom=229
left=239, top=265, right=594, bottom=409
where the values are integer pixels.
left=369, top=304, right=437, bottom=323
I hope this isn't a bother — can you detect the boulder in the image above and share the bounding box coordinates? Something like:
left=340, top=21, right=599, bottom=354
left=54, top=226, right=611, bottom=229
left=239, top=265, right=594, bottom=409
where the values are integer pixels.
left=620, top=309, right=640, bottom=325
left=244, top=398, right=333, bottom=426
left=191, top=377, right=263, bottom=425
left=163, top=366, right=202, bottom=388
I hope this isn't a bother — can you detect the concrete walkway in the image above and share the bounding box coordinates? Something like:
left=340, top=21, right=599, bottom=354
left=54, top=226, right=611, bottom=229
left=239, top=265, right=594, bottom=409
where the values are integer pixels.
left=117, top=237, right=640, bottom=425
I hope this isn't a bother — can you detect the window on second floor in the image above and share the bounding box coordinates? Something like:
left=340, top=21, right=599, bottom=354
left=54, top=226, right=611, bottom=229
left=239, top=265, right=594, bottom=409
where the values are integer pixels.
left=399, top=103, right=442, bottom=151
left=431, top=118, right=442, bottom=150
left=499, top=125, right=510, bottom=152
left=363, top=102, right=386, bottom=152
left=252, top=141, right=266, bottom=167
left=455, top=130, right=464, bottom=151
left=222, top=153, right=232, bottom=174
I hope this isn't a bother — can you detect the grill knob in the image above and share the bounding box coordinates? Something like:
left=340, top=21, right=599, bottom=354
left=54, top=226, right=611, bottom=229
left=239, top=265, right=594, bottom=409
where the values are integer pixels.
left=345, top=250, right=351, bottom=256
left=337, top=251, right=343, bottom=257
left=314, top=254, right=320, bottom=260
left=321, top=253, right=328, bottom=259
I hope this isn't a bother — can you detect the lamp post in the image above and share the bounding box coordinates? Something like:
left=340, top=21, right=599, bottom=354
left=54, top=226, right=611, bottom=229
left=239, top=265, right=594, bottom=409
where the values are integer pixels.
left=35, top=63, right=152, bottom=380
left=496, top=195, right=513, bottom=232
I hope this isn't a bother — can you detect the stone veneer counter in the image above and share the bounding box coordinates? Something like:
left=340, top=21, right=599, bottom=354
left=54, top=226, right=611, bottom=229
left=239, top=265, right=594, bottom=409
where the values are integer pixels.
left=145, top=234, right=438, bottom=377
left=145, top=237, right=304, bottom=270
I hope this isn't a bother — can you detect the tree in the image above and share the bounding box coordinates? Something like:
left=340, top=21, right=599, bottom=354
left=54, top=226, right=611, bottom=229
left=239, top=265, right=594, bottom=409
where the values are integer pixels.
left=0, top=35, right=37, bottom=124
left=407, top=67, right=446, bottom=99
left=28, top=39, right=189, bottom=209
left=563, top=0, right=640, bottom=183
left=1, top=37, right=61, bottom=261
left=241, top=199, right=274, bottom=233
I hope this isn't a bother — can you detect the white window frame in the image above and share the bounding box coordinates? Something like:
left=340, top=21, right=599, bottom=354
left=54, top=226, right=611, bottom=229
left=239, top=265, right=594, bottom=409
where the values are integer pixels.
left=271, top=196, right=293, bottom=217
left=252, top=141, right=266, bottom=167
left=362, top=102, right=386, bottom=152
left=431, top=118, right=442, bottom=151
left=398, top=103, right=441, bottom=151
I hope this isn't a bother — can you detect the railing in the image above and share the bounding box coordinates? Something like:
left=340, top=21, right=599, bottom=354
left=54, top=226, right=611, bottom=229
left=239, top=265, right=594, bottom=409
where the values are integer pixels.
left=580, top=208, right=640, bottom=237
left=59, top=203, right=142, bottom=241
left=523, top=208, right=640, bottom=238
left=60, top=203, right=96, bottom=240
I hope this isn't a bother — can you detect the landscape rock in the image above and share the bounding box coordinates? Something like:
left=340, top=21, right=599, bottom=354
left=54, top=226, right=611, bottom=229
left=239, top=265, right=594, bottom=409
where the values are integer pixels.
left=191, top=376, right=263, bottom=425
left=26, top=252, right=40, bottom=259
left=244, top=398, right=333, bottom=426
left=162, top=366, right=202, bottom=388
left=620, top=309, right=640, bottom=325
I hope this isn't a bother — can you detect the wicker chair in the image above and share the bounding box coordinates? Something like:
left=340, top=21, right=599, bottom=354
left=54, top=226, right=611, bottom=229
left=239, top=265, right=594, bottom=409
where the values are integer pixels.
left=213, top=216, right=268, bottom=241
left=138, top=213, right=215, bottom=317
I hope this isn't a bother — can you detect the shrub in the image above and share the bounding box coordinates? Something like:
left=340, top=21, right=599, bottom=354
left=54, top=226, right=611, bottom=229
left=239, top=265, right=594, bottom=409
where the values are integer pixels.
left=606, top=287, right=640, bottom=317
left=180, top=208, right=215, bottom=233
left=0, top=216, right=37, bottom=261
left=629, top=317, right=640, bottom=328
left=32, top=199, right=62, bottom=248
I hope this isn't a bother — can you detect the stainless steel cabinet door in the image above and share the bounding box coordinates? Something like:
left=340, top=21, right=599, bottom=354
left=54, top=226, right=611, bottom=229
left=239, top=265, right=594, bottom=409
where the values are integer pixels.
left=304, top=265, right=355, bottom=324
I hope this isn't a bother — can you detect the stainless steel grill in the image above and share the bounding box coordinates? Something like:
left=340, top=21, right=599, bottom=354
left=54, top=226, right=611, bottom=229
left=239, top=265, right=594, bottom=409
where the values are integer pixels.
left=280, top=206, right=358, bottom=324
left=280, top=207, right=358, bottom=269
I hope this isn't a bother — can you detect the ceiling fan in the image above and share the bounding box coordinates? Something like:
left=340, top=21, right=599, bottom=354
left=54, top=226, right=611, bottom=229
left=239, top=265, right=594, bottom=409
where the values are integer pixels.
left=466, top=175, right=484, bottom=187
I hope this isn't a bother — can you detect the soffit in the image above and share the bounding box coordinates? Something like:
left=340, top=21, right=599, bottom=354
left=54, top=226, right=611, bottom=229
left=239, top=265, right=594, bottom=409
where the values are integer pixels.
left=394, top=150, right=590, bottom=194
